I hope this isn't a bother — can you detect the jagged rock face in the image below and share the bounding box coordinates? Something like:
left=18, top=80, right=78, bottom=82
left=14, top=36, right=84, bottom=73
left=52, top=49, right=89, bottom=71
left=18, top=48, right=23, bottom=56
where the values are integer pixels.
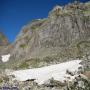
left=11, top=2, right=90, bottom=61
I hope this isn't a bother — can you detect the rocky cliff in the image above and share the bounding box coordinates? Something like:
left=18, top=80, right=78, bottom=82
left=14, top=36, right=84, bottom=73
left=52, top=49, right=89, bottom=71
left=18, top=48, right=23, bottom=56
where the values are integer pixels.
left=8, top=2, right=90, bottom=69
left=0, top=2, right=90, bottom=90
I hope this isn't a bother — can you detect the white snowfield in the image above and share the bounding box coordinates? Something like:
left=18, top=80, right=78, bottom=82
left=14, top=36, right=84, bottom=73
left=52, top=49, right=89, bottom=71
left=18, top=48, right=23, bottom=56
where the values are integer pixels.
left=10, top=60, right=82, bottom=85
left=1, top=54, right=10, bottom=62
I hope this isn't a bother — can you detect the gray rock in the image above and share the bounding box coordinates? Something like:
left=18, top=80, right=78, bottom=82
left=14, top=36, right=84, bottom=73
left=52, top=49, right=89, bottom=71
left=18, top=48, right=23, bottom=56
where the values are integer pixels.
left=9, top=2, right=90, bottom=64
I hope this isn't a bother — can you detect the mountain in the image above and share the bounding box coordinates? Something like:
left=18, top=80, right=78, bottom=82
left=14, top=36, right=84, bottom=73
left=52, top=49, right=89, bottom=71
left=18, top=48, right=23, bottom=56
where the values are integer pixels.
left=6, top=2, right=89, bottom=69
left=0, top=2, right=90, bottom=90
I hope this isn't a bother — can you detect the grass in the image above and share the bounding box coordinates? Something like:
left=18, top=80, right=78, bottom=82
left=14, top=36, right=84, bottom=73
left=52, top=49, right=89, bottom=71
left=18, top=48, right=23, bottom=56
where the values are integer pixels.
left=0, top=63, right=6, bottom=69
left=0, top=33, right=5, bottom=38
left=20, top=44, right=27, bottom=49
left=31, top=19, right=47, bottom=30
left=0, top=35, right=3, bottom=40
left=1, top=40, right=90, bottom=70
left=13, top=55, right=62, bottom=69
left=0, top=78, right=3, bottom=84
left=77, top=41, right=90, bottom=50
left=82, top=10, right=90, bottom=14
left=31, top=25, right=38, bottom=30
left=85, top=67, right=90, bottom=72
left=76, top=41, right=90, bottom=58
left=16, top=58, right=42, bottom=69
left=18, top=62, right=29, bottom=69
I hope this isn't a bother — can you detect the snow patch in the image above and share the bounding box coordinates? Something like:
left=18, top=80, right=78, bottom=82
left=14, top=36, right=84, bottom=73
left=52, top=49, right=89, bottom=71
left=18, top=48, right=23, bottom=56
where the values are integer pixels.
left=1, top=54, right=10, bottom=62
left=9, top=60, right=82, bottom=85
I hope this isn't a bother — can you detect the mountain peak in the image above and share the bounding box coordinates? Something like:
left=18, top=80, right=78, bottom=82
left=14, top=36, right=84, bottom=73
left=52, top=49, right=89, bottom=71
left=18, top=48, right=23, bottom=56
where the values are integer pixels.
left=52, top=5, right=62, bottom=11
left=48, top=5, right=63, bottom=17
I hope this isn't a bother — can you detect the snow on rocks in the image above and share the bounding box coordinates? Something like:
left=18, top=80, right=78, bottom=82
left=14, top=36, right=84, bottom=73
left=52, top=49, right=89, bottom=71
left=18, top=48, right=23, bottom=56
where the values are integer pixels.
left=1, top=54, right=10, bottom=62
left=9, top=60, right=82, bottom=85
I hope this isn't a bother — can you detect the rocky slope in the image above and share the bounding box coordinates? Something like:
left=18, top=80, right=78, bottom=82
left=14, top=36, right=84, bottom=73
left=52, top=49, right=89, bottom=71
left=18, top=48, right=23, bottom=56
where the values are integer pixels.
left=0, top=32, right=12, bottom=65
left=0, top=32, right=8, bottom=46
left=0, top=32, right=9, bottom=61
left=0, top=60, right=90, bottom=90
left=9, top=2, right=90, bottom=67
left=0, top=2, right=90, bottom=90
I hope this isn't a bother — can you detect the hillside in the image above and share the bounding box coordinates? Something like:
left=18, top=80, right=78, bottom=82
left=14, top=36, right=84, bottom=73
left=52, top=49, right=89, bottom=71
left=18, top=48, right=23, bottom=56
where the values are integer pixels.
left=0, top=1, right=90, bottom=90
left=6, top=2, right=90, bottom=70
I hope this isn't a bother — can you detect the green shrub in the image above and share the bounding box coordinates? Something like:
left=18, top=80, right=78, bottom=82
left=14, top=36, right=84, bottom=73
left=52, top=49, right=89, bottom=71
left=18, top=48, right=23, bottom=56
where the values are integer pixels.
left=82, top=10, right=90, bottom=14
left=20, top=44, right=27, bottom=49
left=28, top=58, right=42, bottom=68
left=31, top=26, right=38, bottom=30
left=18, top=62, right=29, bottom=69
left=76, top=41, right=90, bottom=59
left=0, top=78, right=3, bottom=83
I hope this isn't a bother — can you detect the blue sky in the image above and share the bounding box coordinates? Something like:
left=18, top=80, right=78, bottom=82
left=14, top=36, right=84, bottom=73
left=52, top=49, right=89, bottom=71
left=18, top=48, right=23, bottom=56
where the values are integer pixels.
left=0, top=0, right=89, bottom=42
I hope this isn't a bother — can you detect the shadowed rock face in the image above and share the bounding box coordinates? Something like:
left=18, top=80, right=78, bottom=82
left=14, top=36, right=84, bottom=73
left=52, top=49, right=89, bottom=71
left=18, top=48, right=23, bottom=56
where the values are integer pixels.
left=0, top=32, right=9, bottom=62
left=10, top=2, right=90, bottom=61
left=0, top=32, right=9, bottom=55
left=0, top=32, right=8, bottom=46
